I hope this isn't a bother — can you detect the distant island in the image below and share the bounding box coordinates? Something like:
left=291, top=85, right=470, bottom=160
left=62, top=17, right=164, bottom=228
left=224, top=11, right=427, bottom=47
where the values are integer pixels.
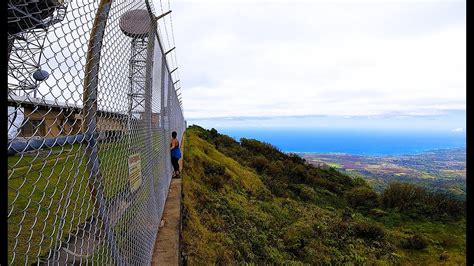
left=299, top=148, right=466, bottom=200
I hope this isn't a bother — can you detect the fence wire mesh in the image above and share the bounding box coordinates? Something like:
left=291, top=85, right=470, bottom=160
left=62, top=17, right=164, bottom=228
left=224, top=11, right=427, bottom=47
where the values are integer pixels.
left=7, top=0, right=185, bottom=264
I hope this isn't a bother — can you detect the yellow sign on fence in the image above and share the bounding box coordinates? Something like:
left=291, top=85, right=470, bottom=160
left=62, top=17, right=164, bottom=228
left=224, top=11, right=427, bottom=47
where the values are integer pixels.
left=128, top=153, right=142, bottom=193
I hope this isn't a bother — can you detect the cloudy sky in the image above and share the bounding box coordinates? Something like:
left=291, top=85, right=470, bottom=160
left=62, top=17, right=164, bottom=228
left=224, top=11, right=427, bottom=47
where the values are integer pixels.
left=162, top=0, right=465, bottom=130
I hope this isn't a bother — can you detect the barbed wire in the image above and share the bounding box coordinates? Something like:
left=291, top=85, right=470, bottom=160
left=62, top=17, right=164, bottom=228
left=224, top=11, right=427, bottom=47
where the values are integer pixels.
left=151, top=0, right=182, bottom=110
left=167, top=0, right=181, bottom=93
left=153, top=0, right=181, bottom=106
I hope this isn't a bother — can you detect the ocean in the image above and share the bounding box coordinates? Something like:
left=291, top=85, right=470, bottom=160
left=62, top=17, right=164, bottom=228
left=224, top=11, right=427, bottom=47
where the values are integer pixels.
left=218, top=128, right=466, bottom=156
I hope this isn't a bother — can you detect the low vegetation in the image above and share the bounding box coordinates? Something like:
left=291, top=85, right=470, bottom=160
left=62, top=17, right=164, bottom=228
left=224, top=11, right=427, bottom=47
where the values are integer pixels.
left=181, top=125, right=466, bottom=264
left=7, top=137, right=154, bottom=264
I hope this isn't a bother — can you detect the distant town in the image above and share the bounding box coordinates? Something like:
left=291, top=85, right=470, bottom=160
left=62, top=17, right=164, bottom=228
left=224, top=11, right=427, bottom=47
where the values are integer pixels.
left=299, top=148, right=466, bottom=200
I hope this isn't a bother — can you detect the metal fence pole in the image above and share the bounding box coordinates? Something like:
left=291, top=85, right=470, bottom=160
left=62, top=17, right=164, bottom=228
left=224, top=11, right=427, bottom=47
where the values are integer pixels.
left=82, top=0, right=123, bottom=264
left=143, top=21, right=160, bottom=261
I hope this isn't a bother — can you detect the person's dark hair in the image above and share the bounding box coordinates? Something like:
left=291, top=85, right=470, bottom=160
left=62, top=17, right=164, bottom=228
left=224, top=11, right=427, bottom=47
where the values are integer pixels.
left=172, top=131, right=177, bottom=138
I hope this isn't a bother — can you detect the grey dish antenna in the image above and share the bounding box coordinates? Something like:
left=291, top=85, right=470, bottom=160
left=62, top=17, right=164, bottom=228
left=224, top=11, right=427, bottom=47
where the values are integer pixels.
left=32, top=69, right=50, bottom=81
left=119, top=9, right=151, bottom=39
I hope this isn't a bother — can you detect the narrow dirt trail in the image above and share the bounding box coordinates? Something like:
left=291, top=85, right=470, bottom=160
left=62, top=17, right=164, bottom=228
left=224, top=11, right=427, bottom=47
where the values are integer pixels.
left=150, top=178, right=181, bottom=265
left=151, top=134, right=185, bottom=265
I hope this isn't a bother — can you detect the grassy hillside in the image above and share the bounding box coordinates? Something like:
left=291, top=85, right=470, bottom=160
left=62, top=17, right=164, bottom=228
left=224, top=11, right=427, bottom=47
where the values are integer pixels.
left=181, top=126, right=465, bottom=264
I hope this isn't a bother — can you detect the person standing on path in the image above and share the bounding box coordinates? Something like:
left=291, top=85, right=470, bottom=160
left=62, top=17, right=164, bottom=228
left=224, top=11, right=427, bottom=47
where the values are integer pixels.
left=170, top=131, right=181, bottom=178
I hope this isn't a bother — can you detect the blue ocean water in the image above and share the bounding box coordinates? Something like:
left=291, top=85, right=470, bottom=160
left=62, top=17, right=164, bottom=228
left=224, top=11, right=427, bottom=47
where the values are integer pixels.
left=218, top=128, right=466, bottom=156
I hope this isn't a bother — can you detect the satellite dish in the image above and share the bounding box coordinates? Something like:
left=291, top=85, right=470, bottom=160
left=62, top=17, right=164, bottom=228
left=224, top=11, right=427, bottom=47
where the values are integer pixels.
left=8, top=0, right=65, bottom=35
left=33, top=69, right=50, bottom=81
left=119, top=9, right=151, bottom=39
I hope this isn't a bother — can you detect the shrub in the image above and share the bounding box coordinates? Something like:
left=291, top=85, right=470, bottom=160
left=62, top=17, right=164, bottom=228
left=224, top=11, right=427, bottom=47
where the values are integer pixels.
left=352, top=176, right=369, bottom=187
left=240, top=138, right=283, bottom=161
left=381, top=182, right=465, bottom=220
left=202, top=161, right=228, bottom=190
left=299, top=186, right=318, bottom=201
left=215, top=135, right=240, bottom=150
left=266, top=161, right=284, bottom=177
left=344, top=186, right=379, bottom=210
left=382, top=183, right=426, bottom=211
left=404, top=233, right=429, bottom=250
left=439, top=235, right=456, bottom=248
left=287, top=153, right=306, bottom=164
left=290, top=164, right=308, bottom=183
left=313, top=178, right=342, bottom=194
left=369, top=208, right=387, bottom=218
left=266, top=179, right=290, bottom=198
left=425, top=191, right=465, bottom=219
left=352, top=222, right=385, bottom=241
left=203, top=161, right=225, bottom=177
left=341, top=207, right=353, bottom=222
left=322, top=169, right=355, bottom=189
left=250, top=156, right=270, bottom=174
left=439, top=251, right=449, bottom=261
left=329, top=220, right=350, bottom=242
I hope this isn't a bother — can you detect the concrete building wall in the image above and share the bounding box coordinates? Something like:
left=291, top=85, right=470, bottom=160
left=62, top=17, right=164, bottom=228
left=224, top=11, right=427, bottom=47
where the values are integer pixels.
left=97, top=115, right=126, bottom=132
left=18, top=105, right=126, bottom=138
left=20, top=107, right=80, bottom=138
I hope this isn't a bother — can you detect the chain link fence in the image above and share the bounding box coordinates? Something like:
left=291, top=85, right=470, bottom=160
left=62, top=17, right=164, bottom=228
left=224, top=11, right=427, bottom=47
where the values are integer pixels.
left=8, top=0, right=185, bottom=264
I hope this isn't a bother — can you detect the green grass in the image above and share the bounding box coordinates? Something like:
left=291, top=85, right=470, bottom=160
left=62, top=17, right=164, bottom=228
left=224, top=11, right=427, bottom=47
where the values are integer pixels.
left=8, top=147, right=93, bottom=264
left=326, top=162, right=342, bottom=169
left=385, top=217, right=466, bottom=265
left=8, top=134, right=166, bottom=264
left=394, top=173, right=407, bottom=176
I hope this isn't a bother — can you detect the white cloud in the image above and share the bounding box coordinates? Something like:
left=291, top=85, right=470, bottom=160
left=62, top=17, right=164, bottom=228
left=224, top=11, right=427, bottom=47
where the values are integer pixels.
left=173, top=0, right=462, bottom=3
left=451, top=127, right=463, bottom=132
left=168, top=0, right=465, bottom=120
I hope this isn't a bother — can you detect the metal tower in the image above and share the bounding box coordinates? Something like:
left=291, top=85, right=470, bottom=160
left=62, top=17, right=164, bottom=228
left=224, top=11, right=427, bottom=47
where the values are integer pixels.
left=119, top=9, right=151, bottom=151
left=8, top=0, right=68, bottom=98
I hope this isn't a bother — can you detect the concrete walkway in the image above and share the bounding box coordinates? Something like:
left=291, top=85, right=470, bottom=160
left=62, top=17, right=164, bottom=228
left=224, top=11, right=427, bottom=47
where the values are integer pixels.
left=151, top=177, right=182, bottom=266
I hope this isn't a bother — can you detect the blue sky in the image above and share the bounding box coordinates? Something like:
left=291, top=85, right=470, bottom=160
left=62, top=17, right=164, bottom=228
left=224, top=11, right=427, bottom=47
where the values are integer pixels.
left=158, top=0, right=466, bottom=132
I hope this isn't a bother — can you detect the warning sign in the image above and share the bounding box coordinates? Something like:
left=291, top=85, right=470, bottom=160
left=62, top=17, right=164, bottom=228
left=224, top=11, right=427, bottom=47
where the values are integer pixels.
left=128, top=153, right=142, bottom=193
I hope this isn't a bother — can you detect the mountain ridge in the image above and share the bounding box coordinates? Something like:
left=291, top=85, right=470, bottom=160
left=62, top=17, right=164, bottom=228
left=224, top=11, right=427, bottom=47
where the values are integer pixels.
left=181, top=125, right=465, bottom=264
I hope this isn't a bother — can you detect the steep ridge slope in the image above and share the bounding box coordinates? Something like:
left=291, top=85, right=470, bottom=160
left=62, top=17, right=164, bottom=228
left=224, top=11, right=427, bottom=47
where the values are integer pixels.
left=181, top=126, right=465, bottom=264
